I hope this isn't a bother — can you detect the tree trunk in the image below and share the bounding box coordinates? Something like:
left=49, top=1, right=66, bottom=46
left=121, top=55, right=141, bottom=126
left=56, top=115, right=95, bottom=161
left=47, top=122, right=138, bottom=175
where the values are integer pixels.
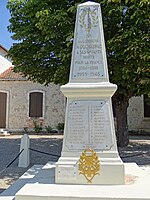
left=115, top=96, right=129, bottom=147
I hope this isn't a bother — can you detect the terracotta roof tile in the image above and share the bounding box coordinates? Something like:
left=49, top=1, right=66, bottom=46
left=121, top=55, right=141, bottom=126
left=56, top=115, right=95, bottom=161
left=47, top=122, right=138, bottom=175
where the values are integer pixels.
left=0, top=67, right=27, bottom=80
left=0, top=44, right=8, bottom=53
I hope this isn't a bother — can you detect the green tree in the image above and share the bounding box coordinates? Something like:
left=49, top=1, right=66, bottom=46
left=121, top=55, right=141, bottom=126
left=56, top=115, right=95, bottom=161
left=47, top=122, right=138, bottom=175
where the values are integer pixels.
left=7, top=0, right=150, bottom=146
left=103, top=0, right=150, bottom=146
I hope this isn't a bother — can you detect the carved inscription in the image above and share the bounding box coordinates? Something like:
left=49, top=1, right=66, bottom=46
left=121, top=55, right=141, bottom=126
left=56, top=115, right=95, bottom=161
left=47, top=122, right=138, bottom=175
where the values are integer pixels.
left=65, top=101, right=113, bottom=150
left=72, top=39, right=105, bottom=80
left=58, top=165, right=77, bottom=179
left=71, top=5, right=106, bottom=80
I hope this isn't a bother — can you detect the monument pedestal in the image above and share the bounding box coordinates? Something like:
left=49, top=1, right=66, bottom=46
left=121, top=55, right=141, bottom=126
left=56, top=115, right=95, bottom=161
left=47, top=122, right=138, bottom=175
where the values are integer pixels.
left=55, top=82, right=124, bottom=185
left=14, top=162, right=150, bottom=200
left=55, top=157, right=124, bottom=185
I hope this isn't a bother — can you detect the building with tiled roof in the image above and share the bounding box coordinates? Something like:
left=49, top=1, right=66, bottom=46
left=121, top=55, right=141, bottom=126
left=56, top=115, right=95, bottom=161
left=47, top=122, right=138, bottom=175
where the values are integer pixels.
left=0, top=66, right=26, bottom=80
left=0, top=45, right=65, bottom=131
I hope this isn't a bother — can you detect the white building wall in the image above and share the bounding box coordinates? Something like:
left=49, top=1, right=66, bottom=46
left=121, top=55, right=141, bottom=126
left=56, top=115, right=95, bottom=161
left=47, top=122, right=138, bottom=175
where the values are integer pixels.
left=0, top=54, right=12, bottom=74
left=0, top=80, right=65, bottom=131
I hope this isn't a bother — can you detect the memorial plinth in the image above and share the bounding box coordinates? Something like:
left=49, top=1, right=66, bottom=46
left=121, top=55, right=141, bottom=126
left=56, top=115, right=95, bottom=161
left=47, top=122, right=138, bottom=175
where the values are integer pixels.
left=55, top=1, right=124, bottom=185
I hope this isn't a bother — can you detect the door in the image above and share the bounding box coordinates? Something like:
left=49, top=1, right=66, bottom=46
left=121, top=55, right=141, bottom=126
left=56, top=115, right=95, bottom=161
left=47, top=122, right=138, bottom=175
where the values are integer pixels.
left=0, top=92, right=7, bottom=128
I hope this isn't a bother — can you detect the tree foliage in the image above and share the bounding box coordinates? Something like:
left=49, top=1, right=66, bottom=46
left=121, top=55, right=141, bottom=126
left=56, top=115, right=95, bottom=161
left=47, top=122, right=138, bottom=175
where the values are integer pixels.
left=7, top=0, right=77, bottom=85
left=7, top=0, right=150, bottom=146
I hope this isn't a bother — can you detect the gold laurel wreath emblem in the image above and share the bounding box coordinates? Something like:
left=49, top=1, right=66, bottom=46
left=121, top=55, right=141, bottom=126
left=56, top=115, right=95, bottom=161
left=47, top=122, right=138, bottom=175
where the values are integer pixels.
left=78, top=148, right=100, bottom=183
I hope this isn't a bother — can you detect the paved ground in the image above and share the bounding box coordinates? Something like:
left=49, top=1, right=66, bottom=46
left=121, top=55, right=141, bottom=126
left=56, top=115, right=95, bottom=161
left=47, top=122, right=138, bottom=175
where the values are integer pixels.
left=0, top=134, right=150, bottom=194
left=0, top=134, right=63, bottom=194
left=119, top=136, right=150, bottom=165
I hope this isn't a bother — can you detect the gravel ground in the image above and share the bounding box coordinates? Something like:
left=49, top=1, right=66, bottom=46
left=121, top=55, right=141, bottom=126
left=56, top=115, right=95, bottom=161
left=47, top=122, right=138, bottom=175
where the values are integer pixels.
left=0, top=134, right=150, bottom=194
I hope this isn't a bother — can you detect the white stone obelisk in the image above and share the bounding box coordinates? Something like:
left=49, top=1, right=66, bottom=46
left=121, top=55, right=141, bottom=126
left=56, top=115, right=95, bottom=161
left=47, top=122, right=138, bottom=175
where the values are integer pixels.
left=55, top=1, right=124, bottom=184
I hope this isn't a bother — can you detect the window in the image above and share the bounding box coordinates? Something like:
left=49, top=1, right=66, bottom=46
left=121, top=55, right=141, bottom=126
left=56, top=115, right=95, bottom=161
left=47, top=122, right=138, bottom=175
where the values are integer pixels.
left=144, top=95, right=150, bottom=117
left=29, top=92, right=43, bottom=117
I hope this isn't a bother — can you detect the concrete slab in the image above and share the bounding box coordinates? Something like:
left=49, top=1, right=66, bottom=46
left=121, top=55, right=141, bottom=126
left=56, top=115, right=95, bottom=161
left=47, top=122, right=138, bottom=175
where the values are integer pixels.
left=0, top=197, right=15, bottom=200
left=14, top=162, right=150, bottom=200
left=0, top=165, right=43, bottom=200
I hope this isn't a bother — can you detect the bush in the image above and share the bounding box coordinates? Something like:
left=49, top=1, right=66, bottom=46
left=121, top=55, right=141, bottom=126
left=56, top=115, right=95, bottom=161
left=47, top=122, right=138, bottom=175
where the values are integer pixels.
left=33, top=120, right=43, bottom=133
left=23, top=127, right=28, bottom=133
left=56, top=123, right=64, bottom=133
left=45, top=125, right=53, bottom=133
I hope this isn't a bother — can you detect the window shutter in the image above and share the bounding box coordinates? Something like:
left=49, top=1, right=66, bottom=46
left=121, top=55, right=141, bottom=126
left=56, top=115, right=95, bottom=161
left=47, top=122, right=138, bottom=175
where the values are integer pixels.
left=29, top=92, right=43, bottom=117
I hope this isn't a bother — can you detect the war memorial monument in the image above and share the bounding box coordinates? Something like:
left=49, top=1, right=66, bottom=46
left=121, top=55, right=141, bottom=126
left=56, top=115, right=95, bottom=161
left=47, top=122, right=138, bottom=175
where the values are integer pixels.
left=2, top=2, right=149, bottom=200
left=55, top=1, right=124, bottom=185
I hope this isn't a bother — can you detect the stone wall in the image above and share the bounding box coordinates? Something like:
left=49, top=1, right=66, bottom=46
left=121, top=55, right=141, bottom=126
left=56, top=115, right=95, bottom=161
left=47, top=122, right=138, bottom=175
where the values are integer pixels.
left=128, top=96, right=150, bottom=132
left=0, top=80, right=65, bottom=131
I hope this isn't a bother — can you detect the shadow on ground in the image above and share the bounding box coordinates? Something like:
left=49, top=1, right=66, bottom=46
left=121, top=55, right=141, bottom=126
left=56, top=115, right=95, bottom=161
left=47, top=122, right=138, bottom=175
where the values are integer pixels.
left=119, top=139, right=150, bottom=165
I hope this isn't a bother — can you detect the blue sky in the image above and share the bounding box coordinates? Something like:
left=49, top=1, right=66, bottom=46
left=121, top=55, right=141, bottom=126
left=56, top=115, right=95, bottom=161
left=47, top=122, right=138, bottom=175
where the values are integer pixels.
left=0, top=0, right=14, bottom=50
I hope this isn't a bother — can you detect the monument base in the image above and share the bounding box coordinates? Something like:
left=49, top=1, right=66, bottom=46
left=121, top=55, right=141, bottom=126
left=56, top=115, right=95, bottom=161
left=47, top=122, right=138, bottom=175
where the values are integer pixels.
left=55, top=156, right=124, bottom=185
left=13, top=162, right=150, bottom=200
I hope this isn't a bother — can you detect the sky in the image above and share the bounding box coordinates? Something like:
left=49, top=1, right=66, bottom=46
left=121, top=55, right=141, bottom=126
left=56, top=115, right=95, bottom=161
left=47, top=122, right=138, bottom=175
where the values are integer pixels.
left=0, top=0, right=14, bottom=50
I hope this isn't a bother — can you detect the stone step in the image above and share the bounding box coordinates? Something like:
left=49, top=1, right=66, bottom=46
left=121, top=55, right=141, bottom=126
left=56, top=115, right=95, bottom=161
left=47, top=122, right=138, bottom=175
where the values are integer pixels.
left=14, top=162, right=150, bottom=200
left=1, top=162, right=150, bottom=200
